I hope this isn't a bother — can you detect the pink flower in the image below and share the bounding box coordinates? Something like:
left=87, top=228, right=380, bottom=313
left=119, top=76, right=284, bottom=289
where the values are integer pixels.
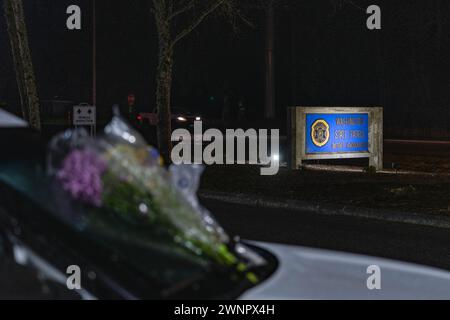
left=57, top=149, right=107, bottom=207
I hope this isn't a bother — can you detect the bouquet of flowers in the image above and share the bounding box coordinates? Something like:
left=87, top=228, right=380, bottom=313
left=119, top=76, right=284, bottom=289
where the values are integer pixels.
left=47, top=112, right=265, bottom=284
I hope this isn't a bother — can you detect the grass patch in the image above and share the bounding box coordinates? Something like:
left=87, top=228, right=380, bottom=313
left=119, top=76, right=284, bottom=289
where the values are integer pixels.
left=201, top=165, right=450, bottom=215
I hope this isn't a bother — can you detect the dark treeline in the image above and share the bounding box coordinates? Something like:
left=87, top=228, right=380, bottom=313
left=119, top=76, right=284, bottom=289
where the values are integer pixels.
left=0, top=0, right=449, bottom=137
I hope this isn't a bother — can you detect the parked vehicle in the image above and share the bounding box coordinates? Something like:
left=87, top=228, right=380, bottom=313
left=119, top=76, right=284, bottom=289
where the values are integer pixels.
left=138, top=107, right=203, bottom=129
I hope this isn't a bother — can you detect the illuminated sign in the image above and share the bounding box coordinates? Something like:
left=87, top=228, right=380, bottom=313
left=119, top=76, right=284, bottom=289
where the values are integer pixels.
left=289, top=107, right=383, bottom=171
left=306, top=113, right=369, bottom=154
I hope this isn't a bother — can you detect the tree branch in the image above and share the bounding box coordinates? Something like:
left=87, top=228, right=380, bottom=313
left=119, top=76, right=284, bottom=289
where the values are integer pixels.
left=170, top=0, right=227, bottom=48
left=169, top=0, right=195, bottom=20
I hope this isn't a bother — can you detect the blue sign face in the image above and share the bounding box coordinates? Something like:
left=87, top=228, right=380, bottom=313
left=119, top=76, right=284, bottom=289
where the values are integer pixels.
left=305, top=113, right=369, bottom=154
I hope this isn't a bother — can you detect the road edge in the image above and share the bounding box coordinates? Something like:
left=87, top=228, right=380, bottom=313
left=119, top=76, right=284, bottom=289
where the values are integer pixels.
left=199, top=190, right=450, bottom=229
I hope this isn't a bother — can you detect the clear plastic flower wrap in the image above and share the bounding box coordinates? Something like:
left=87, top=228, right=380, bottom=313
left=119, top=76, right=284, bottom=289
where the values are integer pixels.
left=47, top=112, right=265, bottom=283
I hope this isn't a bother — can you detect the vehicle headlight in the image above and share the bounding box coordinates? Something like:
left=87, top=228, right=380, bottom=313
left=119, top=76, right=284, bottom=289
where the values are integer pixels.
left=177, top=116, right=187, bottom=122
left=195, top=117, right=201, bottom=121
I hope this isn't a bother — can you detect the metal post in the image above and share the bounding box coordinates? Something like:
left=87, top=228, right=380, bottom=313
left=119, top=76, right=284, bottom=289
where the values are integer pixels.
left=290, top=8, right=297, bottom=105
left=92, top=0, right=97, bottom=108
left=265, top=2, right=275, bottom=119
left=92, top=0, right=97, bottom=137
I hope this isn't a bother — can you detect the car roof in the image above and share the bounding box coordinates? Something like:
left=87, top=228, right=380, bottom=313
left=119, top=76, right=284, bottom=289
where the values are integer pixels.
left=0, top=109, right=28, bottom=128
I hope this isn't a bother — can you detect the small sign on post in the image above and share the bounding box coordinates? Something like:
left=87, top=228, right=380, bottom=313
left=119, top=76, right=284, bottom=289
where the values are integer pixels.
left=127, top=94, right=136, bottom=107
left=288, top=107, right=383, bottom=171
left=73, top=103, right=96, bottom=137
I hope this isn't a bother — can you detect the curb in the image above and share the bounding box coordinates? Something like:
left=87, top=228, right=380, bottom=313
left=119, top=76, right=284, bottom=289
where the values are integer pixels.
left=301, top=164, right=450, bottom=177
left=198, top=190, right=450, bottom=230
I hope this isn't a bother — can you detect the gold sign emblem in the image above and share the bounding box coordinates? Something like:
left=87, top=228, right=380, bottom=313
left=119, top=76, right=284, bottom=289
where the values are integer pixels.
left=311, top=119, right=330, bottom=147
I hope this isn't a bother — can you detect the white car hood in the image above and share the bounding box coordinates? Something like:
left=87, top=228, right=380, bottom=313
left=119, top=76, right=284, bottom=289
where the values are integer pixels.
left=0, top=109, right=28, bottom=127
left=241, top=242, right=450, bottom=300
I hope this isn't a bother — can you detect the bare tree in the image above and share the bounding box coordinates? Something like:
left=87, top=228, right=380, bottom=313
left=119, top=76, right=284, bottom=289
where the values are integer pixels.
left=4, top=0, right=41, bottom=130
left=150, top=0, right=251, bottom=161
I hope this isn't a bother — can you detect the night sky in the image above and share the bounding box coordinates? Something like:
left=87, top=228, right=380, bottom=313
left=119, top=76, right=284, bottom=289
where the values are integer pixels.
left=0, top=0, right=449, bottom=133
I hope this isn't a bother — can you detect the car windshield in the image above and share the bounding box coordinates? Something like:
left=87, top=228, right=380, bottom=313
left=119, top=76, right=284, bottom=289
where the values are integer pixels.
left=0, top=128, right=275, bottom=299
left=0, top=134, right=203, bottom=296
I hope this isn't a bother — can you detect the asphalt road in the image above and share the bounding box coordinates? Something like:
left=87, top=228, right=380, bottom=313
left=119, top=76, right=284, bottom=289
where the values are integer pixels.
left=203, top=198, right=450, bottom=272
left=384, top=139, right=450, bottom=157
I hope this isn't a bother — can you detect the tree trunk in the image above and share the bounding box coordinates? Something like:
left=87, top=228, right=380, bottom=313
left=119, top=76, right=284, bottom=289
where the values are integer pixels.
left=4, top=0, right=41, bottom=130
left=156, top=38, right=174, bottom=163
